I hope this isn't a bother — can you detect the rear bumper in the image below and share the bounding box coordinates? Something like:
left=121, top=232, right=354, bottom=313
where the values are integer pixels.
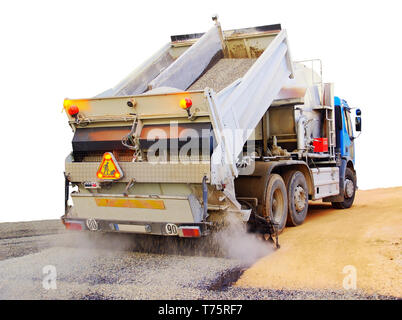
left=69, top=192, right=204, bottom=224
left=61, top=216, right=211, bottom=237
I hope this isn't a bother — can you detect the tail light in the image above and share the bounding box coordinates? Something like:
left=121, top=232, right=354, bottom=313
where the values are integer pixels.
left=65, top=222, right=83, bottom=231
left=178, top=226, right=201, bottom=238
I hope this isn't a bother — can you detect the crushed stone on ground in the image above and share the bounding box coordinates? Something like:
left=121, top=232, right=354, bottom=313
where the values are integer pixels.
left=0, top=188, right=400, bottom=300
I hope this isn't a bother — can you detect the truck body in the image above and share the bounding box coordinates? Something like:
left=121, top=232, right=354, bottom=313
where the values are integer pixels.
left=62, top=20, right=361, bottom=239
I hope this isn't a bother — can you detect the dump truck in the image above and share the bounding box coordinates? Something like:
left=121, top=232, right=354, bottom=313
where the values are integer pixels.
left=62, top=17, right=362, bottom=243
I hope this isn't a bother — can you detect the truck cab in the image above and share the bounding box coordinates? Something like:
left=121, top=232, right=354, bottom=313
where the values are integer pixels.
left=328, top=96, right=362, bottom=209
left=335, top=97, right=355, bottom=162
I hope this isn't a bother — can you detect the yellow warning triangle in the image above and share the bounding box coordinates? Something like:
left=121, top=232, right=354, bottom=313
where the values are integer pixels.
left=96, top=152, right=124, bottom=180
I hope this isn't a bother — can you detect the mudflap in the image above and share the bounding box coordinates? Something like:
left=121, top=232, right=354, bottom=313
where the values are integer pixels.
left=247, top=213, right=280, bottom=249
left=238, top=199, right=280, bottom=248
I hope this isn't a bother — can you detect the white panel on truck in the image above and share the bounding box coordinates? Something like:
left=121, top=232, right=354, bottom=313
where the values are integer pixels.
left=311, top=167, right=340, bottom=200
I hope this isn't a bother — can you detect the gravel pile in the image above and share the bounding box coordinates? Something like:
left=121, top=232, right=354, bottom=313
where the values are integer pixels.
left=0, top=234, right=61, bottom=261
left=0, top=220, right=398, bottom=300
left=0, top=246, right=244, bottom=300
left=188, top=58, right=257, bottom=92
left=0, top=245, right=393, bottom=300
left=0, top=220, right=64, bottom=240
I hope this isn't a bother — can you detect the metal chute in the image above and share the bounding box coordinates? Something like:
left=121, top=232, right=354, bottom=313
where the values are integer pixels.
left=209, top=30, right=294, bottom=185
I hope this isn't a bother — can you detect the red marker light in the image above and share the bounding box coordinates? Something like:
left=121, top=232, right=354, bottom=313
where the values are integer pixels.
left=65, top=222, right=83, bottom=231
left=179, top=98, right=192, bottom=109
left=68, top=105, right=79, bottom=116
left=178, top=226, right=201, bottom=238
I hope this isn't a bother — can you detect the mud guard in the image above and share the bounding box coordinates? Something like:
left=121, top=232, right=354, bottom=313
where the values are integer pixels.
left=239, top=198, right=280, bottom=249
left=247, top=212, right=280, bottom=249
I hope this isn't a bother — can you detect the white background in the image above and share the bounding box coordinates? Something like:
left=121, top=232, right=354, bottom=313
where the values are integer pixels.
left=0, top=0, right=401, bottom=222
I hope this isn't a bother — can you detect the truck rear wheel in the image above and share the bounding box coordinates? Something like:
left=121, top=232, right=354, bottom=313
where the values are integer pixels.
left=284, top=171, right=309, bottom=227
left=332, top=168, right=356, bottom=209
left=263, top=174, right=288, bottom=233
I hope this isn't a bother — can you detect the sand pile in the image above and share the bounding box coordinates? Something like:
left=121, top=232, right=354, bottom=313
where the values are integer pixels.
left=235, top=187, right=402, bottom=297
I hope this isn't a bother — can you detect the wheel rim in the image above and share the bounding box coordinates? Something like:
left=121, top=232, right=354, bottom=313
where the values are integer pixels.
left=272, top=188, right=285, bottom=223
left=293, top=185, right=306, bottom=213
left=345, top=178, right=354, bottom=199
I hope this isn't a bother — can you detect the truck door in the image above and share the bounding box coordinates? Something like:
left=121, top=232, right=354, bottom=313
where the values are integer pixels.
left=334, top=97, right=355, bottom=162
left=341, top=105, right=355, bottom=162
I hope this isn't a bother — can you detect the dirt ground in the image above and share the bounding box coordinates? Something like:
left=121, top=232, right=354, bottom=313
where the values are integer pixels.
left=0, top=188, right=400, bottom=299
left=236, top=187, right=402, bottom=297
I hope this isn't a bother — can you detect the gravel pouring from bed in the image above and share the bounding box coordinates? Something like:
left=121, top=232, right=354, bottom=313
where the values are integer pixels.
left=188, top=58, right=257, bottom=92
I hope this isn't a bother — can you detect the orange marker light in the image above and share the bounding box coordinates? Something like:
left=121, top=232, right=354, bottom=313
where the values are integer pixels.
left=63, top=99, right=72, bottom=109
left=179, top=98, right=192, bottom=109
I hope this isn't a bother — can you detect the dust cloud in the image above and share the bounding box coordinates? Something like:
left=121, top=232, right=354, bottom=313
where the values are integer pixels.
left=213, top=214, right=274, bottom=266
left=41, top=217, right=273, bottom=266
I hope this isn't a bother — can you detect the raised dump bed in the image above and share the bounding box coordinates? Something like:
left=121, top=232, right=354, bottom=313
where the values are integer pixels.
left=97, top=24, right=284, bottom=97
left=65, top=22, right=294, bottom=187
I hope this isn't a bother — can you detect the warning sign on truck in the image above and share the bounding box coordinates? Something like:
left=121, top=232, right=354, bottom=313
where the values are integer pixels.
left=96, top=152, right=124, bottom=180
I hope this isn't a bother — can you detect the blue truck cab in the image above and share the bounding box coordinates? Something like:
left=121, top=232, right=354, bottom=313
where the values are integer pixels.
left=335, top=97, right=355, bottom=162
left=330, top=96, right=362, bottom=208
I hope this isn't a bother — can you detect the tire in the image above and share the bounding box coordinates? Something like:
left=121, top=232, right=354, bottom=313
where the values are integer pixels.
left=262, top=174, right=288, bottom=233
left=332, top=168, right=356, bottom=209
left=283, top=170, right=309, bottom=227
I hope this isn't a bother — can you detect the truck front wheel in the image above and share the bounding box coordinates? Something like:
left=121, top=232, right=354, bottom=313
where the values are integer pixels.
left=263, top=174, right=288, bottom=233
left=284, top=171, right=309, bottom=227
left=332, top=168, right=356, bottom=209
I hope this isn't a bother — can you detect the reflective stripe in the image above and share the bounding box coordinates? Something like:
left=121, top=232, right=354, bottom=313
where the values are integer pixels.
left=95, top=198, right=165, bottom=210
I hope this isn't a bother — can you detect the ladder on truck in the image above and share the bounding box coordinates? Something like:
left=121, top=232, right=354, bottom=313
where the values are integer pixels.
left=326, top=107, right=336, bottom=160
left=301, top=59, right=336, bottom=162
left=323, top=82, right=336, bottom=161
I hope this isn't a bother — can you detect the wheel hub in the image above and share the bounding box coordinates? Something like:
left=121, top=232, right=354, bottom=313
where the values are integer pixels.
left=345, top=179, right=354, bottom=198
left=294, top=186, right=306, bottom=213
left=271, top=189, right=284, bottom=223
left=272, top=198, right=278, bottom=211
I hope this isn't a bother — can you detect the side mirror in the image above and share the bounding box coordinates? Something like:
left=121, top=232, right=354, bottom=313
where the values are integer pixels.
left=355, top=116, right=362, bottom=132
